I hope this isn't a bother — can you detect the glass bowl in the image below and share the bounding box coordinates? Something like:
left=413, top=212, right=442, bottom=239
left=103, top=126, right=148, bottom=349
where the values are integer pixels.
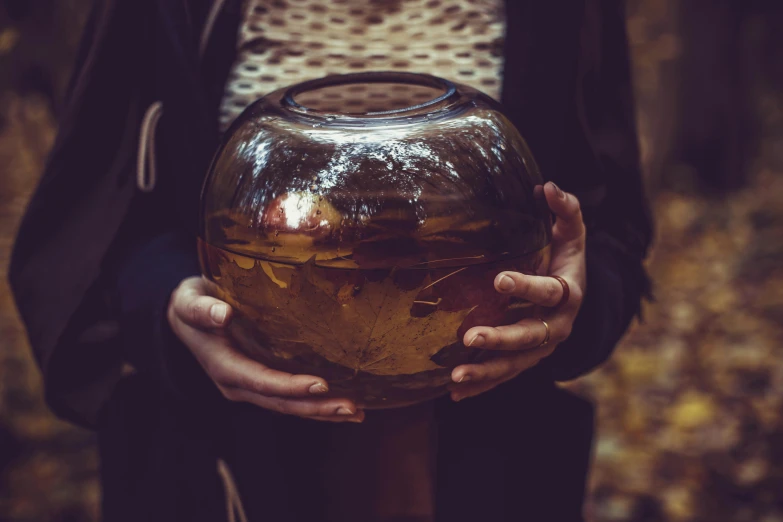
left=199, top=72, right=552, bottom=408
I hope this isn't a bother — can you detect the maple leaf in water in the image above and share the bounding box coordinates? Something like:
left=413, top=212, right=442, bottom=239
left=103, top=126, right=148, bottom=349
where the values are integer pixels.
left=213, top=250, right=474, bottom=376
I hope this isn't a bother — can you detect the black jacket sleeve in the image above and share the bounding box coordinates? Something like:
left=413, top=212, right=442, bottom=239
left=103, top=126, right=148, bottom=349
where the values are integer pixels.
left=538, top=0, right=654, bottom=381
left=8, top=0, right=242, bottom=427
left=7, top=0, right=154, bottom=428
left=112, top=230, right=219, bottom=405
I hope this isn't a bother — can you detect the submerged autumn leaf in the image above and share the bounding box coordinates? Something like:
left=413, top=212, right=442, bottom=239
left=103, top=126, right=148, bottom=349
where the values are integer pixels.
left=213, top=249, right=474, bottom=376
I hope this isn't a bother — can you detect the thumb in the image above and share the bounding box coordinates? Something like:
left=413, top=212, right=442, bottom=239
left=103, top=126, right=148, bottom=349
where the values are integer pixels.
left=171, top=276, right=233, bottom=329
left=544, top=182, right=585, bottom=242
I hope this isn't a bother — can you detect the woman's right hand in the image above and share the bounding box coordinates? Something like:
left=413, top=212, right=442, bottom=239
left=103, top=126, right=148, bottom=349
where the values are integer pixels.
left=167, top=276, right=364, bottom=423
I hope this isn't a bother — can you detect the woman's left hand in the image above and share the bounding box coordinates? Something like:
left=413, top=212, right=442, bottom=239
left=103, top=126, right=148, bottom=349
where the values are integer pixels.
left=449, top=181, right=587, bottom=401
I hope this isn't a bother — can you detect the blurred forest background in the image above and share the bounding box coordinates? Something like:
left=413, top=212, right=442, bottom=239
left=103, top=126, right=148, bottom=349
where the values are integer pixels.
left=1, top=0, right=782, bottom=521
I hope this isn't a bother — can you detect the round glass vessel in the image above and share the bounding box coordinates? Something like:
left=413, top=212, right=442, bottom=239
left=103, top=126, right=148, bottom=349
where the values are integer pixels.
left=199, top=72, right=552, bottom=408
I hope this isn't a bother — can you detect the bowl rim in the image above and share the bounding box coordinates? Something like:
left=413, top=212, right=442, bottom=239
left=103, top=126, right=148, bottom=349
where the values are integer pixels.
left=281, top=71, right=459, bottom=118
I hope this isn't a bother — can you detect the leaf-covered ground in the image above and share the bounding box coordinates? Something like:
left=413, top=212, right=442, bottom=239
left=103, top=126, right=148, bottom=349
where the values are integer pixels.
left=568, top=170, right=783, bottom=521
left=1, top=1, right=782, bottom=520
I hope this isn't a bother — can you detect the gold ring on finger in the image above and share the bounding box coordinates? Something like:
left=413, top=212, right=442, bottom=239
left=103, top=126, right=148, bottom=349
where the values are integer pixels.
left=536, top=318, right=551, bottom=348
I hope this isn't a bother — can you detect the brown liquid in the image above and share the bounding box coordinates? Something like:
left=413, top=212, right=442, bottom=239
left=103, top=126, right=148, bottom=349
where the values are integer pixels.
left=199, top=238, right=550, bottom=408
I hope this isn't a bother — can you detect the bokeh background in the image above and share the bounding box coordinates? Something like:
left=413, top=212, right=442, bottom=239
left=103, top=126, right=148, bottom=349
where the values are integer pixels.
left=1, top=1, right=782, bottom=520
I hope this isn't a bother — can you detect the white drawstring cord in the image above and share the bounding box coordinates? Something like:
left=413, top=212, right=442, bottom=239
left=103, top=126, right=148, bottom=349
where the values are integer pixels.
left=136, top=101, right=163, bottom=192
left=217, top=459, right=249, bottom=522
left=136, top=0, right=227, bottom=192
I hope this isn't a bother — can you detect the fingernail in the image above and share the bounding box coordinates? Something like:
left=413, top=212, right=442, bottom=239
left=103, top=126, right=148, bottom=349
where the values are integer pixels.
left=467, top=334, right=485, bottom=347
left=309, top=383, right=329, bottom=394
left=550, top=182, right=565, bottom=199
left=348, top=412, right=365, bottom=423
left=497, top=274, right=515, bottom=292
left=210, top=304, right=228, bottom=324
left=457, top=374, right=472, bottom=383
left=336, top=406, right=355, bottom=416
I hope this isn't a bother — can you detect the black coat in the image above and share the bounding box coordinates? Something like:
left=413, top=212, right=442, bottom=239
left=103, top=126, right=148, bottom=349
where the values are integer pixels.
left=9, top=0, right=653, bottom=520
